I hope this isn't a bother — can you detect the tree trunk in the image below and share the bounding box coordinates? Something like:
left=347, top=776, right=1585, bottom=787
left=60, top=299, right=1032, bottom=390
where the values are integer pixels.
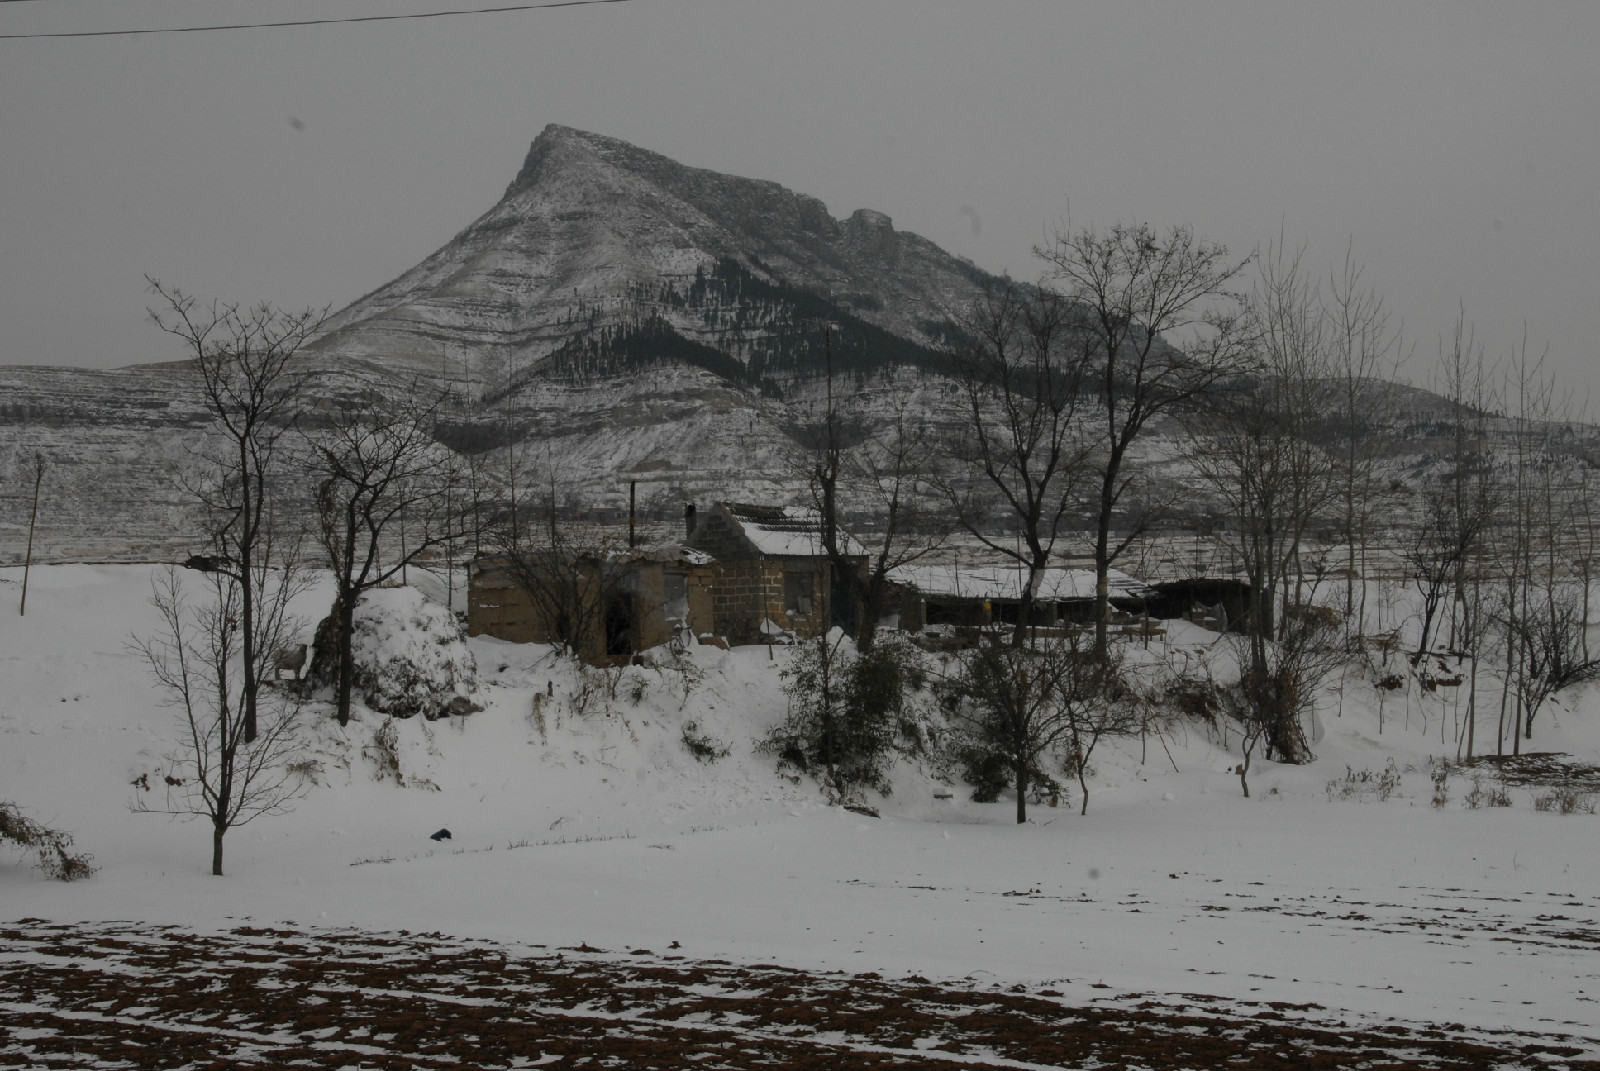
left=1012, top=557, right=1045, bottom=649
left=1465, top=644, right=1478, bottom=760
left=239, top=438, right=258, bottom=745
left=1092, top=495, right=1113, bottom=659
left=1014, top=744, right=1027, bottom=825
left=212, top=821, right=225, bottom=877
left=857, top=582, right=884, bottom=655
left=336, top=592, right=357, bottom=727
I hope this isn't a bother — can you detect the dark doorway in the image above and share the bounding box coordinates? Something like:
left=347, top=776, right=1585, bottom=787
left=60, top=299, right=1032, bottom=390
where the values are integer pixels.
left=605, top=593, right=636, bottom=656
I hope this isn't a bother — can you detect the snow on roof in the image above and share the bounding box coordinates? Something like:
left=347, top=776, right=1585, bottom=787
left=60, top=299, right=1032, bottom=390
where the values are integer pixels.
left=722, top=503, right=867, bottom=559
left=606, top=545, right=715, bottom=566
left=887, top=563, right=1152, bottom=602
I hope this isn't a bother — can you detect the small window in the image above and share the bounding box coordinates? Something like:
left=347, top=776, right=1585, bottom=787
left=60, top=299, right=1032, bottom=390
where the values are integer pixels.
left=784, top=569, right=813, bottom=616
left=664, top=570, right=688, bottom=622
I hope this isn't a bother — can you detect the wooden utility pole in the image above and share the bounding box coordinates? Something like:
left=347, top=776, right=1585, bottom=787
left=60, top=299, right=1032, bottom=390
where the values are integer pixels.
left=19, top=453, right=44, bottom=616
left=628, top=480, right=637, bottom=549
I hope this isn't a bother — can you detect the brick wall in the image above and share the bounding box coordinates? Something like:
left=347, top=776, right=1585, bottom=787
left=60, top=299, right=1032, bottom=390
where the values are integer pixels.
left=467, top=564, right=545, bottom=645
left=702, top=560, right=783, bottom=645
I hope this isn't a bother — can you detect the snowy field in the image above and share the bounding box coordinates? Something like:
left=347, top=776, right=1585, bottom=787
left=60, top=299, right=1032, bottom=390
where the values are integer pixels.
left=4, top=564, right=1600, bottom=1067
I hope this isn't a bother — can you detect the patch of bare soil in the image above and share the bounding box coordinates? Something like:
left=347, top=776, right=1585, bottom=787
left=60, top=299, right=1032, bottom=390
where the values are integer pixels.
left=1458, top=752, right=1600, bottom=792
left=3, top=920, right=1597, bottom=1070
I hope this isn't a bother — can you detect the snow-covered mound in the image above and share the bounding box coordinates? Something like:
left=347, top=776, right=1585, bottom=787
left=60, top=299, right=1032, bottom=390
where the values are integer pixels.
left=344, top=586, right=481, bottom=720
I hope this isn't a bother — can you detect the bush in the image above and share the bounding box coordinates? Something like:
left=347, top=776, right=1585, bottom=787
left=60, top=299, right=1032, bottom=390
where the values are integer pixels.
left=361, top=717, right=438, bottom=790
left=942, top=636, right=1136, bottom=819
left=1325, top=761, right=1402, bottom=802
left=0, top=802, right=96, bottom=881
left=681, top=721, right=731, bottom=763
left=765, top=632, right=923, bottom=798
left=956, top=746, right=1019, bottom=804
left=366, top=717, right=404, bottom=784
left=1431, top=767, right=1450, bottom=809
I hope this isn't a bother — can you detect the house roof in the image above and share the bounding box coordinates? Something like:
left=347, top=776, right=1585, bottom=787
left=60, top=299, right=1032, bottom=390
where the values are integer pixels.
left=720, top=502, right=868, bottom=559
left=888, top=563, right=1152, bottom=602
left=610, top=545, right=715, bottom=566
left=471, top=543, right=713, bottom=574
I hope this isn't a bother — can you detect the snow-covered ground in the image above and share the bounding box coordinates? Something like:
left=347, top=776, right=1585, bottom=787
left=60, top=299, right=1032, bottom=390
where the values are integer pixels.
left=4, top=563, right=1599, bottom=1056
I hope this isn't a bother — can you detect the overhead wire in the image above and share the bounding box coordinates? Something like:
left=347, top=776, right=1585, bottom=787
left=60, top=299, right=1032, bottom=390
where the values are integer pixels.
left=0, top=0, right=643, bottom=39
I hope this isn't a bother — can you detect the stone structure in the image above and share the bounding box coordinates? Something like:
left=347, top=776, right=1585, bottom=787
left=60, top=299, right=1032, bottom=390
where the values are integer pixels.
left=687, top=502, right=866, bottom=642
left=468, top=547, right=716, bottom=663
left=466, top=501, right=867, bottom=659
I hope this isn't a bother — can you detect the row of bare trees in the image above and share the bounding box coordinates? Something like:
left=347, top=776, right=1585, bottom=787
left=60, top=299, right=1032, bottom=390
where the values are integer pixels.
left=820, top=219, right=1594, bottom=815
left=790, top=222, right=1264, bottom=820
left=137, top=281, right=472, bottom=875
left=1403, top=313, right=1600, bottom=760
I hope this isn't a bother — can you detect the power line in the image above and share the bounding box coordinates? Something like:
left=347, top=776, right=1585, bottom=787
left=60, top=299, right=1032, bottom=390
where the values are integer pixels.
left=0, top=0, right=642, bottom=38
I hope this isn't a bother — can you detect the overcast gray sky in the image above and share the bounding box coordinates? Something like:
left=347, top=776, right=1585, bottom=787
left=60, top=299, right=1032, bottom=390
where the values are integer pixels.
left=2, top=0, right=1596, bottom=402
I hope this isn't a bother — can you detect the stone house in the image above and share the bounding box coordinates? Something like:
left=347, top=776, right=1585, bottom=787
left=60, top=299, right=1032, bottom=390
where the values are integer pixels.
left=467, top=546, right=716, bottom=663
left=685, top=502, right=867, bottom=645
left=465, top=502, right=868, bottom=659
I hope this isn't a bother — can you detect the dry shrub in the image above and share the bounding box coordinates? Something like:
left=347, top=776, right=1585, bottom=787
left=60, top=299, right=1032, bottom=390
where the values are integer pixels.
left=1533, top=787, right=1597, bottom=814
left=0, top=802, right=96, bottom=881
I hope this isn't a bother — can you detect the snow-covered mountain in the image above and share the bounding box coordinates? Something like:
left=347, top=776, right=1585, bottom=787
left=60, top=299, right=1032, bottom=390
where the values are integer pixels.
left=313, top=124, right=991, bottom=383
left=4, top=125, right=1596, bottom=563
left=1, top=126, right=1002, bottom=561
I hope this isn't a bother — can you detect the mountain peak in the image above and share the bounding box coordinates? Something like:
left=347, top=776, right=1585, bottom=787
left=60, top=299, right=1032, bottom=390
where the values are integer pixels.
left=318, top=126, right=994, bottom=382
left=505, top=124, right=678, bottom=199
left=506, top=123, right=605, bottom=195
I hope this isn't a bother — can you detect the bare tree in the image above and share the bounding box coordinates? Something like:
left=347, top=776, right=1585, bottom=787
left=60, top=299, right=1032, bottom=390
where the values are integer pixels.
left=1058, top=648, right=1143, bottom=815
left=496, top=466, right=627, bottom=660
left=1218, top=607, right=1344, bottom=796
left=945, top=281, right=1089, bottom=646
left=304, top=395, right=464, bottom=726
left=1503, top=581, right=1600, bottom=740
left=147, top=278, right=324, bottom=743
left=1186, top=244, right=1356, bottom=784
left=800, top=332, right=947, bottom=650
left=1035, top=222, right=1253, bottom=656
left=1326, top=245, right=1405, bottom=629
left=1487, top=337, right=1600, bottom=751
left=1406, top=485, right=1492, bottom=668
left=134, top=563, right=308, bottom=876
left=1419, top=312, right=1498, bottom=661
left=1191, top=241, right=1341, bottom=676
left=1387, top=310, right=1500, bottom=755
